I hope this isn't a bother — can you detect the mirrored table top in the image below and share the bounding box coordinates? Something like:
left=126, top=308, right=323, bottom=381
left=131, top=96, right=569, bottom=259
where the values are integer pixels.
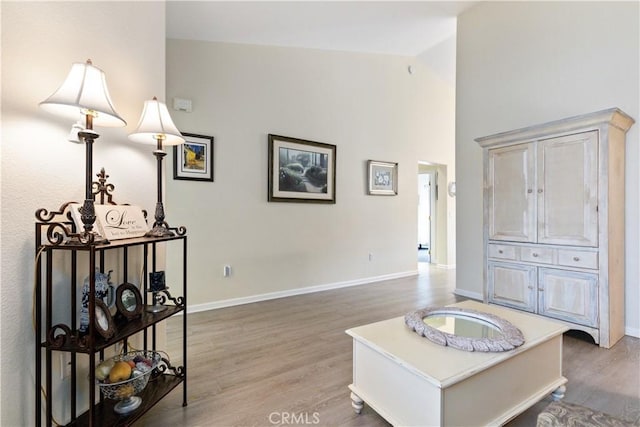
left=423, top=314, right=502, bottom=339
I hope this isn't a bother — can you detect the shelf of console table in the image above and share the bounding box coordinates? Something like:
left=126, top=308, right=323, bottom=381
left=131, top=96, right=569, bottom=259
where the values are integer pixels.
left=65, top=374, right=183, bottom=427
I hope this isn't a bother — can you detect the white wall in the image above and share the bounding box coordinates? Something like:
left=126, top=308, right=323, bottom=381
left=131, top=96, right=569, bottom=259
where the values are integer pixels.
left=165, top=39, right=456, bottom=308
left=1, top=2, right=166, bottom=424
left=455, top=2, right=640, bottom=335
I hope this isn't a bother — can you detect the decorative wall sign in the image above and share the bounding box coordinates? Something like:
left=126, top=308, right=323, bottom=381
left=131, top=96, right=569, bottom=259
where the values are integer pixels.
left=94, top=205, right=148, bottom=240
left=367, top=160, right=398, bottom=195
left=70, top=204, right=148, bottom=241
left=173, top=133, right=214, bottom=181
left=268, top=134, right=336, bottom=203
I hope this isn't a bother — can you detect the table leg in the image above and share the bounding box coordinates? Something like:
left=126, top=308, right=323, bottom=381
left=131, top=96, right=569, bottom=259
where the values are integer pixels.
left=350, top=391, right=364, bottom=414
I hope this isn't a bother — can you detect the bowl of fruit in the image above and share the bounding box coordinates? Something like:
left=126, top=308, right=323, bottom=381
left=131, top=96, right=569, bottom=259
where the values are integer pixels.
left=95, top=350, right=162, bottom=415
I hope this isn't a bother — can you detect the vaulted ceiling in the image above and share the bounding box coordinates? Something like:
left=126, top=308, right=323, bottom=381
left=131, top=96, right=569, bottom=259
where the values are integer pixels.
left=166, top=2, right=477, bottom=56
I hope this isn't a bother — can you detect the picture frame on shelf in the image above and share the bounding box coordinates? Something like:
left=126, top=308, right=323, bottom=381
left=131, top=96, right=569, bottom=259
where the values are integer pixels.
left=268, top=134, right=336, bottom=204
left=115, top=283, right=143, bottom=320
left=173, top=132, right=214, bottom=182
left=94, top=299, right=116, bottom=339
left=149, top=271, right=167, bottom=292
left=367, top=160, right=398, bottom=196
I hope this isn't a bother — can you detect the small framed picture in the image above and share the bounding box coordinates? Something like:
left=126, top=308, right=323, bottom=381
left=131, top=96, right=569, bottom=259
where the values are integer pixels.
left=94, top=299, right=116, bottom=339
left=173, top=132, right=214, bottom=181
left=268, top=134, right=336, bottom=204
left=367, top=160, right=398, bottom=196
left=115, top=283, right=143, bottom=320
left=149, top=271, right=166, bottom=292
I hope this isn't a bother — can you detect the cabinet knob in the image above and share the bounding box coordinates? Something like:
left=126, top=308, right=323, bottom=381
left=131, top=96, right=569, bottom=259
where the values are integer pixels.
left=538, top=189, right=543, bottom=193
left=538, top=288, right=544, bottom=292
left=532, top=253, right=539, bottom=257
left=498, top=250, right=504, bottom=254
left=528, top=285, right=534, bottom=290
left=573, top=256, right=580, bottom=261
left=527, top=189, right=533, bottom=194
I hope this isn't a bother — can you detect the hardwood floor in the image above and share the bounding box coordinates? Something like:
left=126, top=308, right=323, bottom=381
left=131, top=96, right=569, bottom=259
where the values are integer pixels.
left=137, top=265, right=640, bottom=426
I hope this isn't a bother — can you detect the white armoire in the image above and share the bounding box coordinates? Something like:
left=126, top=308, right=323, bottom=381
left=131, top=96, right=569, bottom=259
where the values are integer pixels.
left=476, top=108, right=634, bottom=348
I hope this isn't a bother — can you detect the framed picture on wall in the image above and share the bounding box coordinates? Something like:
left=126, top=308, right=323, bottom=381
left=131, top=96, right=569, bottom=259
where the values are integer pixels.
left=367, top=160, right=398, bottom=195
left=268, top=134, right=336, bottom=204
left=173, top=132, right=214, bottom=181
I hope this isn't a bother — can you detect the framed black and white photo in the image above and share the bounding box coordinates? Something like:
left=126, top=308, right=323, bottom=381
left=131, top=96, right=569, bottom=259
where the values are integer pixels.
left=173, top=132, right=214, bottom=181
left=268, top=134, right=336, bottom=203
left=115, top=283, right=143, bottom=320
left=367, top=160, right=398, bottom=195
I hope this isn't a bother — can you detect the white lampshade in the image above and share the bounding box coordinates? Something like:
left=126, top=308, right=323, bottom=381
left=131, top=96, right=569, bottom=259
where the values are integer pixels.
left=39, top=59, right=126, bottom=127
left=128, top=97, right=184, bottom=146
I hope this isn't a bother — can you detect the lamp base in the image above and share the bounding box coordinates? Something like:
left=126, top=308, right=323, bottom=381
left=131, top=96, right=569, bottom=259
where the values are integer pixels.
left=67, top=231, right=109, bottom=246
left=145, top=225, right=175, bottom=238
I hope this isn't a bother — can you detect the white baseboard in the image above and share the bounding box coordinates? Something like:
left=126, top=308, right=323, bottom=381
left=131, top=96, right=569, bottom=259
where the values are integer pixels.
left=435, top=263, right=456, bottom=270
left=186, top=270, right=419, bottom=314
left=625, top=326, right=640, bottom=338
left=454, top=288, right=483, bottom=301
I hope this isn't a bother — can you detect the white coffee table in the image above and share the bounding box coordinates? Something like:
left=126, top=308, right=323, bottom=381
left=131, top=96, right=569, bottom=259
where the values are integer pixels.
left=346, top=300, right=568, bottom=426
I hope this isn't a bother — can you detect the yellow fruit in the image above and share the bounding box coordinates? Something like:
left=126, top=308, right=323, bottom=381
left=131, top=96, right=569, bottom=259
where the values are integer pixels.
left=108, top=361, right=132, bottom=383
left=95, top=359, right=115, bottom=381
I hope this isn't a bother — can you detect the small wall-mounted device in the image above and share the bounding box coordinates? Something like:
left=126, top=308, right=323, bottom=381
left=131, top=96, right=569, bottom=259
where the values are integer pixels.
left=448, top=181, right=456, bottom=198
left=173, top=97, right=193, bottom=113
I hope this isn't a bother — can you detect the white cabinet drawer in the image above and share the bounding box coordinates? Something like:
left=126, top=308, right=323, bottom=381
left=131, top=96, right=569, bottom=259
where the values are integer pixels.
left=558, top=250, right=598, bottom=269
left=488, top=244, right=517, bottom=260
left=520, top=247, right=554, bottom=264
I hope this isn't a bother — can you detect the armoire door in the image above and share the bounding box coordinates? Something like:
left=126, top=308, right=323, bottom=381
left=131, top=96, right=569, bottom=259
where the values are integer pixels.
left=487, top=261, right=537, bottom=312
left=537, top=131, right=599, bottom=246
left=488, top=143, right=536, bottom=242
left=538, top=268, right=598, bottom=327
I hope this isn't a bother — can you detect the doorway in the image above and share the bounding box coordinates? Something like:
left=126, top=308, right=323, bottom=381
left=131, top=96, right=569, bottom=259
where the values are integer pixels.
left=418, top=161, right=451, bottom=268
left=417, top=172, right=434, bottom=264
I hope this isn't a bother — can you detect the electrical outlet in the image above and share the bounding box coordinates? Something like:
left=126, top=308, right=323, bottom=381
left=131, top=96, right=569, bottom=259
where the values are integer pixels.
left=223, top=265, right=232, bottom=277
left=368, top=253, right=374, bottom=261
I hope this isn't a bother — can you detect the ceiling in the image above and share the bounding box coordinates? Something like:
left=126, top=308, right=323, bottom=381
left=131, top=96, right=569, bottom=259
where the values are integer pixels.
left=166, top=1, right=477, bottom=57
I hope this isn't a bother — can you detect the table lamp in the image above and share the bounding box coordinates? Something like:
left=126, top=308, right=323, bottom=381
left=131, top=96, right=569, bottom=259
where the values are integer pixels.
left=40, top=59, right=126, bottom=242
left=128, top=97, right=184, bottom=237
